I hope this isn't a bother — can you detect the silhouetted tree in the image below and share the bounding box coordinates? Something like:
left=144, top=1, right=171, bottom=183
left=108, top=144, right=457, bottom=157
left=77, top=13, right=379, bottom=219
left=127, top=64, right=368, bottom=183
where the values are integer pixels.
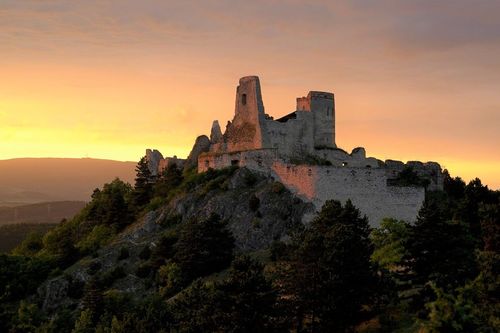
left=406, top=200, right=477, bottom=290
left=153, top=163, right=183, bottom=198
left=86, top=178, right=133, bottom=229
left=217, top=255, right=278, bottom=332
left=132, top=156, right=154, bottom=210
left=283, top=200, right=375, bottom=332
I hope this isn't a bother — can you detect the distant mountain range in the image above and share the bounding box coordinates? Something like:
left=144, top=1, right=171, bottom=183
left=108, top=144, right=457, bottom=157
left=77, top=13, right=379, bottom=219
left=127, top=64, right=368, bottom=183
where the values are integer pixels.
left=0, top=158, right=136, bottom=206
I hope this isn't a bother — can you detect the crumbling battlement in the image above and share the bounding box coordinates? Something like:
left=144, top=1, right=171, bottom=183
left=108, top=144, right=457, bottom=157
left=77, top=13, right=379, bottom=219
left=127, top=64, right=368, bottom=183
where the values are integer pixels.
left=146, top=149, right=185, bottom=176
left=149, top=75, right=444, bottom=226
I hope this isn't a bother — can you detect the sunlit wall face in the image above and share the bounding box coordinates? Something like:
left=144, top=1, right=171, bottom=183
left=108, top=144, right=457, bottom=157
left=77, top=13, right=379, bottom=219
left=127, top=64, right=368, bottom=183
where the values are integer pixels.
left=1, top=1, right=499, bottom=188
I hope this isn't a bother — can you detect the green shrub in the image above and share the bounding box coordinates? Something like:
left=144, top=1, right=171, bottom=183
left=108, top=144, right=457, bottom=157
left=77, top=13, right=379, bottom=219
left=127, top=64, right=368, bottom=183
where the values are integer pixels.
left=64, top=274, right=85, bottom=299
left=117, top=247, right=129, bottom=261
left=77, top=225, right=114, bottom=255
left=11, top=231, right=45, bottom=256
left=158, top=262, right=183, bottom=296
left=159, top=213, right=182, bottom=228
left=152, top=230, right=179, bottom=261
left=244, top=172, right=258, bottom=186
left=270, top=240, right=291, bottom=261
left=271, top=181, right=285, bottom=194
left=389, top=166, right=431, bottom=188
left=136, top=263, right=153, bottom=278
left=100, top=266, right=126, bottom=288
left=139, top=246, right=151, bottom=260
left=87, top=261, right=102, bottom=275
left=251, top=218, right=262, bottom=229
left=249, top=194, right=260, bottom=212
left=146, top=196, right=167, bottom=212
left=182, top=166, right=238, bottom=191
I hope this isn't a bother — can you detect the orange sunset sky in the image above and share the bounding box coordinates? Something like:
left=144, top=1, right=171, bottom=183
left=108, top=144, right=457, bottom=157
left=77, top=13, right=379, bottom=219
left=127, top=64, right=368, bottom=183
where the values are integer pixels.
left=1, top=1, right=499, bottom=189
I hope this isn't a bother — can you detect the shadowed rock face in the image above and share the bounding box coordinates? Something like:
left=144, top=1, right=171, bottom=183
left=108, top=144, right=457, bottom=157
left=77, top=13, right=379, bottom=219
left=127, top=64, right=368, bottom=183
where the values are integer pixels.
left=37, top=168, right=314, bottom=312
left=166, top=168, right=314, bottom=250
left=184, top=135, right=211, bottom=170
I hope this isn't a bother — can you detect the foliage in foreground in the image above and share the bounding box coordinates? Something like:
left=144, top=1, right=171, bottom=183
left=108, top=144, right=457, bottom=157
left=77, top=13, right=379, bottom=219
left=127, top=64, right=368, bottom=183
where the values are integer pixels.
left=0, top=160, right=498, bottom=332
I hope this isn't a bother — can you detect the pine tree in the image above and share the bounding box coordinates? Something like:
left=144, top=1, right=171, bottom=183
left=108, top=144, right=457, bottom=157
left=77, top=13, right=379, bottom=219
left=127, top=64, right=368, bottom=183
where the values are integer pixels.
left=405, top=200, right=477, bottom=290
left=173, top=214, right=234, bottom=284
left=285, top=200, right=375, bottom=332
left=132, top=156, right=154, bottom=210
left=217, top=255, right=278, bottom=332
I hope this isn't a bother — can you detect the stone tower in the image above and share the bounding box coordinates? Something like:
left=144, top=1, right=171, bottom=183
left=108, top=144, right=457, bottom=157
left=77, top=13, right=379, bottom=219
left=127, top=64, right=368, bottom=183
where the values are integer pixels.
left=296, top=91, right=336, bottom=148
left=225, top=76, right=266, bottom=152
left=310, top=91, right=335, bottom=148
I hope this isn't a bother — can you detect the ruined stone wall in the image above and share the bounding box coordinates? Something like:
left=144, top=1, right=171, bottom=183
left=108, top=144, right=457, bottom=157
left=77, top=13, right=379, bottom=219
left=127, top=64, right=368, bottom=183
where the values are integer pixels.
left=313, top=147, right=381, bottom=168
left=198, top=149, right=278, bottom=173
left=198, top=150, right=426, bottom=226
left=192, top=75, right=443, bottom=226
left=384, top=160, right=444, bottom=191
left=146, top=149, right=186, bottom=176
left=262, top=111, right=316, bottom=157
left=270, top=162, right=425, bottom=227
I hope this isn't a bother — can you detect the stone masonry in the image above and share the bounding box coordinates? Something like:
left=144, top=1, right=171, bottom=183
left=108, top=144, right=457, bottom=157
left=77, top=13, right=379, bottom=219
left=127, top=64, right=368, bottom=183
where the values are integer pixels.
left=148, top=76, right=444, bottom=226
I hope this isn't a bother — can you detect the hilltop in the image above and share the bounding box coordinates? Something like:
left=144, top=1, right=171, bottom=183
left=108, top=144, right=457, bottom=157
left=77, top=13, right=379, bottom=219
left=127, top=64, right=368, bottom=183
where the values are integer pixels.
left=0, top=161, right=498, bottom=332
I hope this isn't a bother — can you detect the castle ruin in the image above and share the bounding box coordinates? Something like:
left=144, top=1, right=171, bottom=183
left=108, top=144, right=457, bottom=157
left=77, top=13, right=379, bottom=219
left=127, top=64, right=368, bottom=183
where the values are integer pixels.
left=148, top=76, right=443, bottom=226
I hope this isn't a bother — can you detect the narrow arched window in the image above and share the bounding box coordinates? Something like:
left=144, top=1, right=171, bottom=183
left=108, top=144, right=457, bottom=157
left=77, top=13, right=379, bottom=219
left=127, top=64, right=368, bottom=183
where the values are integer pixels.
left=242, top=94, right=247, bottom=105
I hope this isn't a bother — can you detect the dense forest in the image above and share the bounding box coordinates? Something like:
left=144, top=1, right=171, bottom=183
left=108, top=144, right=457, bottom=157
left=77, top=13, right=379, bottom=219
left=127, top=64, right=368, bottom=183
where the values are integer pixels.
left=0, top=224, right=57, bottom=253
left=0, top=157, right=498, bottom=332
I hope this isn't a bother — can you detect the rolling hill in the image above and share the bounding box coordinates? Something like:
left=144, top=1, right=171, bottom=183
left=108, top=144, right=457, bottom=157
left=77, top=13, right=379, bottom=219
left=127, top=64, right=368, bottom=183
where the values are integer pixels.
left=0, top=201, right=87, bottom=226
left=0, top=158, right=136, bottom=206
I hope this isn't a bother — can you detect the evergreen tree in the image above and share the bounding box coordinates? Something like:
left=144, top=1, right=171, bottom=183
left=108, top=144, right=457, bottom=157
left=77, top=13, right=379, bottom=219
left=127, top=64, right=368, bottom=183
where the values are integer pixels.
left=170, top=279, right=222, bottom=333
left=153, top=163, right=183, bottom=198
left=442, top=170, right=466, bottom=201
left=454, top=178, right=493, bottom=242
left=370, top=218, right=410, bottom=271
left=285, top=200, right=375, bottom=332
left=132, top=156, right=154, bottom=210
left=406, top=200, right=477, bottom=290
left=86, top=178, right=133, bottom=229
left=217, top=255, right=278, bottom=332
left=173, top=214, right=234, bottom=284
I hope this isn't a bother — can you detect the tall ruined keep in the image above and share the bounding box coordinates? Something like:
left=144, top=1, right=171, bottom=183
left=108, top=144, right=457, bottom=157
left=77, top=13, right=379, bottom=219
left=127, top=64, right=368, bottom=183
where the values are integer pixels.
left=148, top=76, right=444, bottom=226
left=211, top=76, right=336, bottom=157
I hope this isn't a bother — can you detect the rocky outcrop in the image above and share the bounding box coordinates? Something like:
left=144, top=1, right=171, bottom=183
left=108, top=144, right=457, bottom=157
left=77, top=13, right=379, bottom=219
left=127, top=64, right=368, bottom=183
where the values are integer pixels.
left=210, top=120, right=223, bottom=143
left=37, top=168, right=314, bottom=312
left=184, top=135, right=211, bottom=170
left=146, top=149, right=164, bottom=176
left=166, top=168, right=314, bottom=250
